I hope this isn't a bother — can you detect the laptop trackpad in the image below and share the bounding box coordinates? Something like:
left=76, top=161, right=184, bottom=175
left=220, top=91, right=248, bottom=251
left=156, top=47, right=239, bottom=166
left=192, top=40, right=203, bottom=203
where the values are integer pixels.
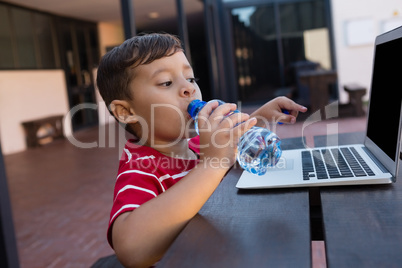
left=268, top=158, right=294, bottom=172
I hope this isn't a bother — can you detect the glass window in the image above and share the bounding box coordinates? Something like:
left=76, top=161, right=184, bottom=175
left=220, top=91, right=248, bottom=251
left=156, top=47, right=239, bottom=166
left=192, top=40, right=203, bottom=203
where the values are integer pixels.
left=76, top=27, right=89, bottom=74
left=11, top=7, right=37, bottom=68
left=279, top=0, right=327, bottom=67
left=230, top=0, right=331, bottom=104
left=88, top=27, right=100, bottom=68
left=0, top=5, right=14, bottom=69
left=231, top=5, right=281, bottom=103
left=34, top=13, right=56, bottom=68
left=0, top=2, right=98, bottom=76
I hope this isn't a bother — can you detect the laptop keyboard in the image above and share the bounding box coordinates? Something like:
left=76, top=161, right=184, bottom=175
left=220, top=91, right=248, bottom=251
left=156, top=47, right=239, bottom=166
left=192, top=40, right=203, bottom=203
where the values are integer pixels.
left=302, top=147, right=375, bottom=181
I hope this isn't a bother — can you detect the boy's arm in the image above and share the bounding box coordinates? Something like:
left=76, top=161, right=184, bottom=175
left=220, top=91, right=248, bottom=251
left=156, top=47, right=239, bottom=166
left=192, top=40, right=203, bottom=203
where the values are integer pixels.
left=112, top=102, right=256, bottom=268
left=112, top=163, right=227, bottom=267
left=250, top=96, right=307, bottom=126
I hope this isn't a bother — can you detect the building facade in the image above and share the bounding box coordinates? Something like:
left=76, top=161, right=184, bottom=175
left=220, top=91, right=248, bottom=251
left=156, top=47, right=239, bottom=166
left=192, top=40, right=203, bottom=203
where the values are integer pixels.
left=0, top=0, right=401, bottom=154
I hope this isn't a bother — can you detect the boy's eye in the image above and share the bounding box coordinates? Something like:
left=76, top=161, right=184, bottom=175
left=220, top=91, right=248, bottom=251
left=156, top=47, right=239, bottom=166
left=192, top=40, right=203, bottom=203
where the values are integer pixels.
left=188, top=77, right=199, bottom=83
left=160, top=81, right=172, bottom=87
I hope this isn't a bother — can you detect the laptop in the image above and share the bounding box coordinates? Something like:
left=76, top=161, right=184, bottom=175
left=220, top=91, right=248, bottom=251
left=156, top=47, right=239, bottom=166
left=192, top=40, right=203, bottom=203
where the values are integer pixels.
left=236, top=25, right=402, bottom=189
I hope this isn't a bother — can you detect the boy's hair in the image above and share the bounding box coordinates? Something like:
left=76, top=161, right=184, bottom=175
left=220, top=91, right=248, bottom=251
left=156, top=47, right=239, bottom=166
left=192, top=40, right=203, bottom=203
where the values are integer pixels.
left=96, top=33, right=183, bottom=113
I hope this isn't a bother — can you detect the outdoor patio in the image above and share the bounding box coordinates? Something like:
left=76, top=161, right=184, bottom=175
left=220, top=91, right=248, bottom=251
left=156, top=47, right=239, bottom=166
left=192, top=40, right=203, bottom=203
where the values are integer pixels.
left=4, top=113, right=367, bottom=267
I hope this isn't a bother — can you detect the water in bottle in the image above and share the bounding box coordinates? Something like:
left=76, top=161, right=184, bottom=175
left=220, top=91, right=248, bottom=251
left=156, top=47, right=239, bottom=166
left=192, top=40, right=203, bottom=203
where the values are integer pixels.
left=236, top=127, right=282, bottom=175
left=187, top=99, right=282, bottom=176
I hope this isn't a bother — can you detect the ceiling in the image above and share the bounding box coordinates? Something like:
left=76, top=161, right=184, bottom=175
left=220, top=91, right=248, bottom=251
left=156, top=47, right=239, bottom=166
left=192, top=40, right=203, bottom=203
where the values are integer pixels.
left=2, top=0, right=204, bottom=30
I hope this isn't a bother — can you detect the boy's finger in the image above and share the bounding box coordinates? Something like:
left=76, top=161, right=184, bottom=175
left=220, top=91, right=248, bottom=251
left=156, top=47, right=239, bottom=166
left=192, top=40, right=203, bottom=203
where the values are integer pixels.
left=277, top=99, right=307, bottom=124
left=280, top=114, right=297, bottom=124
left=222, top=112, right=250, bottom=128
left=212, top=102, right=237, bottom=116
left=277, top=97, right=307, bottom=112
left=196, top=101, right=220, bottom=129
left=233, top=117, right=257, bottom=139
left=198, top=100, right=219, bottom=119
left=209, top=103, right=238, bottom=124
left=281, top=101, right=308, bottom=116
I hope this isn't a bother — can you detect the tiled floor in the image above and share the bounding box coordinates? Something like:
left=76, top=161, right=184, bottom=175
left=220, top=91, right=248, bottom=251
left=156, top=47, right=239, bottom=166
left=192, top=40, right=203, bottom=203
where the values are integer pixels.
left=4, top=113, right=367, bottom=268
left=4, top=126, right=119, bottom=268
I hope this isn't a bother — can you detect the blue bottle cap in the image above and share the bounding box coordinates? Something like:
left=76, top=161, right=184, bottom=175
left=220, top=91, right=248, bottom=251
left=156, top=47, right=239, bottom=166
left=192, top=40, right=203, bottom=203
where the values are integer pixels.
left=187, top=99, right=206, bottom=118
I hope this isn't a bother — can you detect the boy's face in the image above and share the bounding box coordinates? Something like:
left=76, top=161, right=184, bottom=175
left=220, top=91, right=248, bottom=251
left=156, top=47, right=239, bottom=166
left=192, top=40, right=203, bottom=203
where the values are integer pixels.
left=126, top=51, right=202, bottom=145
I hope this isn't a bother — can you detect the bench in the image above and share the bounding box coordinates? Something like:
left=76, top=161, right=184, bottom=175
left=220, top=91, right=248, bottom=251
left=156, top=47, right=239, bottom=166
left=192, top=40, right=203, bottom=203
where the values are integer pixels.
left=21, top=115, right=64, bottom=148
left=339, top=83, right=367, bottom=117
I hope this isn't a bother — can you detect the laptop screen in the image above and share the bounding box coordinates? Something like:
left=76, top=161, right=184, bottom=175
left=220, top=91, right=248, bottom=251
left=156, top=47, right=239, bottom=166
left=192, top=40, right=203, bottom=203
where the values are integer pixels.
left=366, top=33, right=402, bottom=162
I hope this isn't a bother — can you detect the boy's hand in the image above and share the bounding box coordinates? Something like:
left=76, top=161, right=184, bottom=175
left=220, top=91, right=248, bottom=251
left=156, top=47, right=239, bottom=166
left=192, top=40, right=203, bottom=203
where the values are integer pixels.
left=196, top=101, right=257, bottom=169
left=250, top=96, right=307, bottom=125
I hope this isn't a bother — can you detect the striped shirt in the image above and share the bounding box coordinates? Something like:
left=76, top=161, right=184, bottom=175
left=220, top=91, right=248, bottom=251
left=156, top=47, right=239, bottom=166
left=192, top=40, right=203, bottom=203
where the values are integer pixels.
left=107, top=136, right=200, bottom=248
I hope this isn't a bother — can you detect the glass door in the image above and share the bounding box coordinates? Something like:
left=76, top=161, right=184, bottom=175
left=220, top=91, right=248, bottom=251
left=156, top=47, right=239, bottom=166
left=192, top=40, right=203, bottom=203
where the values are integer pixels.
left=57, top=19, right=99, bottom=131
left=228, top=0, right=332, bottom=105
left=231, top=4, right=281, bottom=103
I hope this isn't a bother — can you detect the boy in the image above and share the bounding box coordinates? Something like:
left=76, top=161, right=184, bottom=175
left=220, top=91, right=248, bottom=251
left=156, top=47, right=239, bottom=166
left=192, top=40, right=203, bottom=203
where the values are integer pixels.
left=97, top=33, right=307, bottom=267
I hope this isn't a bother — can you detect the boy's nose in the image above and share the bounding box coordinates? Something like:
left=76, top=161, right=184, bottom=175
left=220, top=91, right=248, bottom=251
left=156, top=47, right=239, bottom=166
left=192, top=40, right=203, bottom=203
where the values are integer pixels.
left=180, top=83, right=196, bottom=97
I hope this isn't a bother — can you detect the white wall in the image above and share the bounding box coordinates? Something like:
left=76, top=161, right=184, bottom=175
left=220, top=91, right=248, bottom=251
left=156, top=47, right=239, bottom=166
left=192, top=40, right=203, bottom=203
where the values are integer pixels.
left=330, top=0, right=402, bottom=103
left=0, top=70, right=72, bottom=154
left=0, top=23, right=124, bottom=155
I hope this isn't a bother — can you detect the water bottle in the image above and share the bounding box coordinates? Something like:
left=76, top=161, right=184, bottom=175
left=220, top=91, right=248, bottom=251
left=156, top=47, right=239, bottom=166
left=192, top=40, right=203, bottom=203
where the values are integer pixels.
left=187, top=99, right=282, bottom=176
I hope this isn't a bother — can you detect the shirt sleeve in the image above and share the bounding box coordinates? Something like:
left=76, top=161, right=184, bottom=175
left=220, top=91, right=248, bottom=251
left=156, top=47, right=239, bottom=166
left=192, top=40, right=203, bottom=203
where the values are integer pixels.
left=107, top=169, right=164, bottom=248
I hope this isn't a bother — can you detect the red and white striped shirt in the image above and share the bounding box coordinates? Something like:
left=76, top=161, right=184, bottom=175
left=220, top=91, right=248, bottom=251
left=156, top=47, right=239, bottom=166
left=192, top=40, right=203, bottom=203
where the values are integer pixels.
left=107, top=136, right=200, bottom=247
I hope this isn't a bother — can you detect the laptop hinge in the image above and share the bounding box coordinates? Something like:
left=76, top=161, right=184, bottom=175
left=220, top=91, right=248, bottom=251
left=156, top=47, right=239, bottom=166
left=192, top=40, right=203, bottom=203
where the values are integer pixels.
left=362, top=146, right=389, bottom=173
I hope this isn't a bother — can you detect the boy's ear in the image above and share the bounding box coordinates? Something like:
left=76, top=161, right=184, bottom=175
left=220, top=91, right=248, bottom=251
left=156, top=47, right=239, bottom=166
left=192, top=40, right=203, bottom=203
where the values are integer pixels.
left=109, top=100, right=138, bottom=124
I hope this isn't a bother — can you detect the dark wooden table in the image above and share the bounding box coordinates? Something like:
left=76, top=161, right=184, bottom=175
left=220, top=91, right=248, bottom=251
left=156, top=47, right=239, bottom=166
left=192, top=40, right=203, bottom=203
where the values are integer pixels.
left=315, top=132, right=402, bottom=267
left=160, top=132, right=402, bottom=267
left=159, top=137, right=312, bottom=267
